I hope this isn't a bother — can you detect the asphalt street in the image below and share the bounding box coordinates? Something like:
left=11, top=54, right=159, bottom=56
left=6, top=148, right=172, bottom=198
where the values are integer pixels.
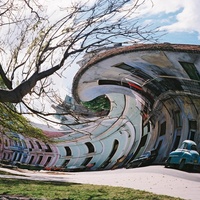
left=0, top=165, right=200, bottom=200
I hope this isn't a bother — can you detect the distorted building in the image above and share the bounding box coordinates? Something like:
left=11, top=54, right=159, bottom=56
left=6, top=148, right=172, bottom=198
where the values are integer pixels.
left=0, top=43, right=200, bottom=171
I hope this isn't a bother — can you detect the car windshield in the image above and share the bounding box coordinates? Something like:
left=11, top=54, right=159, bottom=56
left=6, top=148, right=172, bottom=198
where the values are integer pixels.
left=191, top=145, right=197, bottom=151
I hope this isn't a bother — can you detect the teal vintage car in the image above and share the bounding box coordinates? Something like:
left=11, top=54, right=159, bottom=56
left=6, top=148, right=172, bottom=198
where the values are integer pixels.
left=165, top=140, right=200, bottom=171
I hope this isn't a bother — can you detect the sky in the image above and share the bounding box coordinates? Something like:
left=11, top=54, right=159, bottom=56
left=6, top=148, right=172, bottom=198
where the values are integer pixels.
left=60, top=0, right=200, bottom=93
left=41, top=0, right=200, bottom=48
left=19, top=0, right=200, bottom=125
left=41, top=0, right=200, bottom=106
left=4, top=0, right=199, bottom=95
left=140, top=0, right=200, bottom=44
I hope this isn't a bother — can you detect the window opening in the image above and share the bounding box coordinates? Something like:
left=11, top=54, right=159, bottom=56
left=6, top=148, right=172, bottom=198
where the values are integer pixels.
left=64, top=146, right=72, bottom=156
left=172, top=135, right=181, bottom=151
left=189, top=120, right=197, bottom=129
left=62, top=159, right=70, bottom=167
left=81, top=157, right=93, bottom=166
left=35, top=141, right=42, bottom=149
left=45, top=144, right=52, bottom=152
left=17, top=153, right=22, bottom=162
left=85, top=142, right=95, bottom=153
left=188, top=120, right=197, bottom=141
left=29, top=141, right=34, bottom=149
left=12, top=152, right=17, bottom=161
left=29, top=156, right=34, bottom=164
left=130, top=134, right=148, bottom=161
left=5, top=139, right=8, bottom=147
left=188, top=131, right=196, bottom=141
left=44, top=157, right=51, bottom=167
left=180, top=62, right=200, bottom=81
left=99, top=140, right=119, bottom=169
left=36, top=156, right=43, bottom=165
left=174, top=111, right=182, bottom=127
left=112, top=62, right=136, bottom=72
left=160, top=121, right=166, bottom=136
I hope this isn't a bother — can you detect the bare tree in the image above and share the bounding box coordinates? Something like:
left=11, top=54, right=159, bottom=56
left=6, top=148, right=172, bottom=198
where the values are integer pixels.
left=0, top=0, right=158, bottom=123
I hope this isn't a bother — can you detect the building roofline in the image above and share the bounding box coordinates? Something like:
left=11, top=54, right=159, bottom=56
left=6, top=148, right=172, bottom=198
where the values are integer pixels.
left=72, top=43, right=200, bottom=102
left=85, top=43, right=200, bottom=68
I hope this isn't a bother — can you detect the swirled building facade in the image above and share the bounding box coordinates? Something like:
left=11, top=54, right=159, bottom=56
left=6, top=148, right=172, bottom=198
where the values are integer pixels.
left=1, top=43, right=200, bottom=171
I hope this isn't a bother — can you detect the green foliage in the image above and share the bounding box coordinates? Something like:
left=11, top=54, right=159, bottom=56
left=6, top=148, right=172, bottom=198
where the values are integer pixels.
left=0, top=71, right=51, bottom=142
left=82, top=95, right=110, bottom=112
left=0, top=78, right=6, bottom=89
left=0, top=103, right=51, bottom=142
left=0, top=178, right=183, bottom=200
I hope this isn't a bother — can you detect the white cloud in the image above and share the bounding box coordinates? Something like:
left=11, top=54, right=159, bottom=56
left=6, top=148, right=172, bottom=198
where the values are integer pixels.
left=140, top=0, right=200, bottom=39
left=138, top=0, right=184, bottom=15
left=160, top=0, right=200, bottom=36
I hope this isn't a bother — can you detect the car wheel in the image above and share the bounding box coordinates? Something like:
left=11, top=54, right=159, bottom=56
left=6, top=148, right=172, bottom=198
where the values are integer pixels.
left=165, top=158, right=171, bottom=168
left=187, top=164, right=193, bottom=172
left=179, top=159, right=186, bottom=170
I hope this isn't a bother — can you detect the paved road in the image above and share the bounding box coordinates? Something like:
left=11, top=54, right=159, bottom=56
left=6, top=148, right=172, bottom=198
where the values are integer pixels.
left=0, top=165, right=200, bottom=200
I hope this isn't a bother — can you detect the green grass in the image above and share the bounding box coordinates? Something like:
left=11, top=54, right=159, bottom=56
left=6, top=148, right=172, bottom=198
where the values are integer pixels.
left=0, top=178, right=183, bottom=200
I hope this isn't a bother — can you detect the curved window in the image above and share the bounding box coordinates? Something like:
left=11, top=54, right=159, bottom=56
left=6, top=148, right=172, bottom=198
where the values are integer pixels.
left=62, top=159, right=70, bottom=167
left=112, top=140, right=119, bottom=155
left=64, top=146, right=72, bottom=156
left=85, top=142, right=95, bottom=153
left=12, top=152, right=17, bottom=161
left=36, top=156, right=43, bottom=165
left=36, top=141, right=42, bottom=149
left=45, top=144, right=52, bottom=152
left=180, top=62, right=200, bottom=81
left=29, top=141, right=34, bottom=149
left=29, top=156, right=34, bottom=164
left=44, top=156, right=51, bottom=167
left=17, top=153, right=22, bottom=162
left=100, top=140, right=119, bottom=169
left=160, top=121, right=166, bottom=136
left=82, top=157, right=92, bottom=166
left=5, top=139, right=8, bottom=147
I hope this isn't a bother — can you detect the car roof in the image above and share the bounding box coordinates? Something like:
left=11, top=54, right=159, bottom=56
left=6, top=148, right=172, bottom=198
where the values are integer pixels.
left=182, top=140, right=197, bottom=145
